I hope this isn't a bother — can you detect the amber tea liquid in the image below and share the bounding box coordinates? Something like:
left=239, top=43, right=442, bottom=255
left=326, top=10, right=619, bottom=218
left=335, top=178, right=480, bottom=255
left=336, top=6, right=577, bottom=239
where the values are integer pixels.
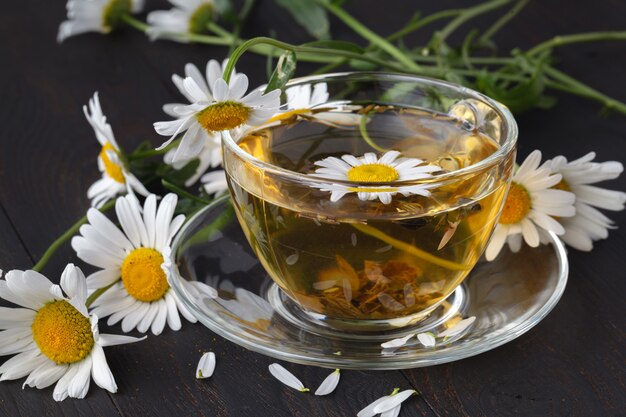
left=226, top=106, right=511, bottom=321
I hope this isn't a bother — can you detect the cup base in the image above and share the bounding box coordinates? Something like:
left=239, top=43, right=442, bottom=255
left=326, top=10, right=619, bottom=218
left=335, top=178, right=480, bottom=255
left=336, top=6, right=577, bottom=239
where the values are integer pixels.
left=267, top=282, right=468, bottom=338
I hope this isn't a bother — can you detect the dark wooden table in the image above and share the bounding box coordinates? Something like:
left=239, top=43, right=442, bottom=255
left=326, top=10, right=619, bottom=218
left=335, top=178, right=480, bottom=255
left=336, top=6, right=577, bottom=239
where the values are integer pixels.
left=1, top=1, right=625, bottom=415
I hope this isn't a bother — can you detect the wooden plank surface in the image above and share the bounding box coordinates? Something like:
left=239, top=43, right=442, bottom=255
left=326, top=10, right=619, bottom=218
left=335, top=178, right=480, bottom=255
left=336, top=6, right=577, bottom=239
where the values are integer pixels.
left=0, top=0, right=625, bottom=416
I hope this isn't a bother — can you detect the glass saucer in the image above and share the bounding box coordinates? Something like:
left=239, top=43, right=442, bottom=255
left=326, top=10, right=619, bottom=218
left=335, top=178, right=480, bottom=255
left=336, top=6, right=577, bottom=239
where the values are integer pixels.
left=168, top=196, right=568, bottom=370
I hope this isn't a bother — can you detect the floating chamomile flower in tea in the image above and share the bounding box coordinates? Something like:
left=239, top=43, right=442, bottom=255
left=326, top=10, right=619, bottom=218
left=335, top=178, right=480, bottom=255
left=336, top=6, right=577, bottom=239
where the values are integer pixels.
left=310, top=150, right=439, bottom=204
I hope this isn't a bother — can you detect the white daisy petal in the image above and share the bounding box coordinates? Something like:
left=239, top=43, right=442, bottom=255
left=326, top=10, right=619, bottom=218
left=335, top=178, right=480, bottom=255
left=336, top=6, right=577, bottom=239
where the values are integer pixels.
left=0, top=307, right=35, bottom=329
left=0, top=349, right=42, bottom=380
left=358, top=394, right=394, bottom=417
left=90, top=344, right=117, bottom=393
left=86, top=269, right=121, bottom=290
left=97, top=333, right=146, bottom=347
left=151, top=300, right=168, bottom=335
left=268, top=363, right=308, bottom=392
left=24, top=361, right=68, bottom=389
left=86, top=208, right=134, bottom=252
left=60, top=264, right=88, bottom=303
left=67, top=356, right=92, bottom=399
left=417, top=332, right=436, bottom=347
left=165, top=291, right=182, bottom=331
left=53, top=363, right=81, bottom=402
left=196, top=352, right=216, bottom=379
left=381, top=405, right=402, bottom=417
left=439, top=316, right=476, bottom=337
left=0, top=281, right=38, bottom=310
left=315, top=369, right=340, bottom=396
left=136, top=302, right=160, bottom=333
left=121, top=302, right=150, bottom=333
left=372, top=390, right=416, bottom=414
left=381, top=334, right=414, bottom=349
left=520, top=218, right=540, bottom=247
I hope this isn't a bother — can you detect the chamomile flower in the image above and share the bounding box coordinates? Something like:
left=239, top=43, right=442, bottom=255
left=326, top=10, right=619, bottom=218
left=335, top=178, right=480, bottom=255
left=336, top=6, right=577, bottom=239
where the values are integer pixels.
left=147, top=0, right=215, bottom=43
left=154, top=59, right=280, bottom=163
left=159, top=61, right=229, bottom=184
left=0, top=264, right=144, bottom=401
left=58, top=0, right=145, bottom=43
left=310, top=151, right=439, bottom=204
left=84, top=92, right=149, bottom=208
left=71, top=193, right=198, bottom=335
left=277, top=83, right=362, bottom=127
left=485, top=150, right=576, bottom=261
left=543, top=152, right=626, bottom=251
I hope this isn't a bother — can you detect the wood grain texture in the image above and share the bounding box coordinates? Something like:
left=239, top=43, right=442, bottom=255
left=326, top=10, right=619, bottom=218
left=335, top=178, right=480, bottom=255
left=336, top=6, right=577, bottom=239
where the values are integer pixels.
left=0, top=0, right=625, bottom=416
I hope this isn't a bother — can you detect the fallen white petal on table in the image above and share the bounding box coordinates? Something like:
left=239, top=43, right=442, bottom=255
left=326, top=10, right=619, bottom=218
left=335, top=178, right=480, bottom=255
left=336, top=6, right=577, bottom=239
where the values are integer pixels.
left=196, top=352, right=216, bottom=379
left=314, top=369, right=340, bottom=396
left=268, top=363, right=309, bottom=392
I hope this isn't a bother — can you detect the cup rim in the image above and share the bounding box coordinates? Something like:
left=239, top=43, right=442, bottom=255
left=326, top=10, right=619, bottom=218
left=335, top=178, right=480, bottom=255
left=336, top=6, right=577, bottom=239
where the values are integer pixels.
left=222, top=71, right=518, bottom=186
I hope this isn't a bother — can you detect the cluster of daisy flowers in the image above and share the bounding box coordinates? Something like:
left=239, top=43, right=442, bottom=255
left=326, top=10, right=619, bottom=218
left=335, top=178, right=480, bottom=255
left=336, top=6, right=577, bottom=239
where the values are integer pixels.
left=485, top=150, right=625, bottom=260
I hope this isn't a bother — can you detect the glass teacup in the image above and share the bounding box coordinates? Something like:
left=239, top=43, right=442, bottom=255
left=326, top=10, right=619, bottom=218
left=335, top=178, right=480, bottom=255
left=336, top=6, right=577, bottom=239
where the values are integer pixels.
left=222, top=72, right=517, bottom=330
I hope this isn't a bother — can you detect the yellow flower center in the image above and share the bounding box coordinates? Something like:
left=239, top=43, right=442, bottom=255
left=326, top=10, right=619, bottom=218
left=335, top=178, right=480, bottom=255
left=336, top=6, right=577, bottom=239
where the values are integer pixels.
left=553, top=178, right=571, bottom=192
left=121, top=248, right=169, bottom=302
left=99, top=142, right=125, bottom=184
left=347, top=164, right=399, bottom=182
left=499, top=182, right=532, bottom=224
left=196, top=101, right=250, bottom=132
left=31, top=300, right=94, bottom=364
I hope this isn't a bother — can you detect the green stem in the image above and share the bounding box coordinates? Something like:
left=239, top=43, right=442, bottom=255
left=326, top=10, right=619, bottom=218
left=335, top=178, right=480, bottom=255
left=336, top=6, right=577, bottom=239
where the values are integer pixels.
left=161, top=179, right=212, bottom=204
left=351, top=223, right=470, bottom=271
left=222, top=37, right=430, bottom=83
left=544, top=66, right=626, bottom=115
left=387, top=9, right=463, bottom=43
left=86, top=282, right=116, bottom=308
left=436, top=0, right=511, bottom=45
left=359, top=113, right=387, bottom=153
left=527, top=31, right=626, bottom=56
left=477, top=0, right=529, bottom=45
left=206, top=22, right=233, bottom=39
left=319, top=1, right=420, bottom=71
left=121, top=14, right=149, bottom=32
left=32, top=199, right=117, bottom=272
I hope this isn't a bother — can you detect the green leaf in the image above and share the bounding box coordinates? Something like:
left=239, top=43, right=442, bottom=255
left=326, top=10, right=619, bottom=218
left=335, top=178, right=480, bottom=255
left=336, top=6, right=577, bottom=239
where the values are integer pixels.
left=302, top=40, right=364, bottom=54
left=265, top=50, right=297, bottom=93
left=275, top=0, right=330, bottom=39
left=476, top=69, right=547, bottom=114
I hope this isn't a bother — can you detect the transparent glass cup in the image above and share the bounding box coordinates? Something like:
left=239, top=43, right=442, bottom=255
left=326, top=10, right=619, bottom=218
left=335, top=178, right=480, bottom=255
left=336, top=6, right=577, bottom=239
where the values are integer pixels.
left=222, top=72, right=517, bottom=331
